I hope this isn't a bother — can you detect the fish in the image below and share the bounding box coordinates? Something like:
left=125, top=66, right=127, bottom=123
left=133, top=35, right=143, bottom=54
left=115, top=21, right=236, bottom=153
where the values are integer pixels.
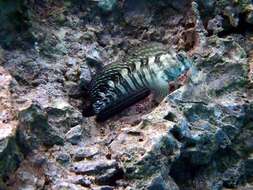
left=85, top=42, right=194, bottom=121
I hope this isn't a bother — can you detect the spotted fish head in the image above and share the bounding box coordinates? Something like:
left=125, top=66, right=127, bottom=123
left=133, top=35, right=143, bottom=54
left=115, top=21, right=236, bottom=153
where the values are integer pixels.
left=161, top=50, right=193, bottom=82
left=150, top=50, right=194, bottom=99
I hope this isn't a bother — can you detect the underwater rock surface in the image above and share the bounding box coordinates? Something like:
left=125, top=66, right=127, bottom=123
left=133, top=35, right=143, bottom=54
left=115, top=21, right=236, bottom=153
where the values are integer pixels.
left=0, top=66, right=23, bottom=188
left=0, top=0, right=253, bottom=190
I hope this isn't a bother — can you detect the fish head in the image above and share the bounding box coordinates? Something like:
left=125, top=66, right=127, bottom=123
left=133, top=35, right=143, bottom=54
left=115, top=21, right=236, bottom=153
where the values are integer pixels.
left=161, top=50, right=194, bottom=82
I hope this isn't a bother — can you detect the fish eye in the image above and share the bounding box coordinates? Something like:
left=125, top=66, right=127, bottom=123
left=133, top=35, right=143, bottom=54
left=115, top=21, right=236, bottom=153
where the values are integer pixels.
left=176, top=53, right=185, bottom=62
left=181, top=65, right=185, bottom=71
left=161, top=75, right=168, bottom=81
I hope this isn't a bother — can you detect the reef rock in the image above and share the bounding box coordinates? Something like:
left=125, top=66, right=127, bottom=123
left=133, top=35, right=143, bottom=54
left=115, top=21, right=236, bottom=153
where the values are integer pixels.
left=0, top=0, right=253, bottom=190
left=0, top=66, right=23, bottom=188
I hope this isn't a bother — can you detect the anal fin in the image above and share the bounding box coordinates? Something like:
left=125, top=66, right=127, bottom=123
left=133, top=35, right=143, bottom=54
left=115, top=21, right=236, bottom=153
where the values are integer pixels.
left=96, top=88, right=150, bottom=122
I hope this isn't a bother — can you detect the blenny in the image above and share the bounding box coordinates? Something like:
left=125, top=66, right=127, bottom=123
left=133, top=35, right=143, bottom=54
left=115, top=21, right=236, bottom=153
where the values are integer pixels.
left=85, top=42, right=194, bottom=121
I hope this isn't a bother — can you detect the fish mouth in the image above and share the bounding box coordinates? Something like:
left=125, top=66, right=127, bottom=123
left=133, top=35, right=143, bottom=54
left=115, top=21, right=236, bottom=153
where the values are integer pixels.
left=168, top=69, right=191, bottom=93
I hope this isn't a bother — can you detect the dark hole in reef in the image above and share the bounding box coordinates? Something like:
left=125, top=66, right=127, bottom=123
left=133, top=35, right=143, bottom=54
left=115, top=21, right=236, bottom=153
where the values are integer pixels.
left=170, top=157, right=205, bottom=190
left=170, top=126, right=183, bottom=141
left=2, top=175, right=9, bottom=183
left=217, top=13, right=253, bottom=37
left=170, top=147, right=246, bottom=189
left=95, top=167, right=124, bottom=186
left=164, top=112, right=177, bottom=122
left=82, top=103, right=95, bottom=117
left=44, top=175, right=51, bottom=186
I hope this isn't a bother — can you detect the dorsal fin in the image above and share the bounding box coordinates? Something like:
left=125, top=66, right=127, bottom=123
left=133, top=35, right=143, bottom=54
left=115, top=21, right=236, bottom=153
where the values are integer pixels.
left=127, top=42, right=167, bottom=60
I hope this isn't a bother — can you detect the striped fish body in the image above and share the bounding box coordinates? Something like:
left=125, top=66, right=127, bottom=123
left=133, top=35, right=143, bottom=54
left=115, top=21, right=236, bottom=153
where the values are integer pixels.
left=87, top=43, right=193, bottom=121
